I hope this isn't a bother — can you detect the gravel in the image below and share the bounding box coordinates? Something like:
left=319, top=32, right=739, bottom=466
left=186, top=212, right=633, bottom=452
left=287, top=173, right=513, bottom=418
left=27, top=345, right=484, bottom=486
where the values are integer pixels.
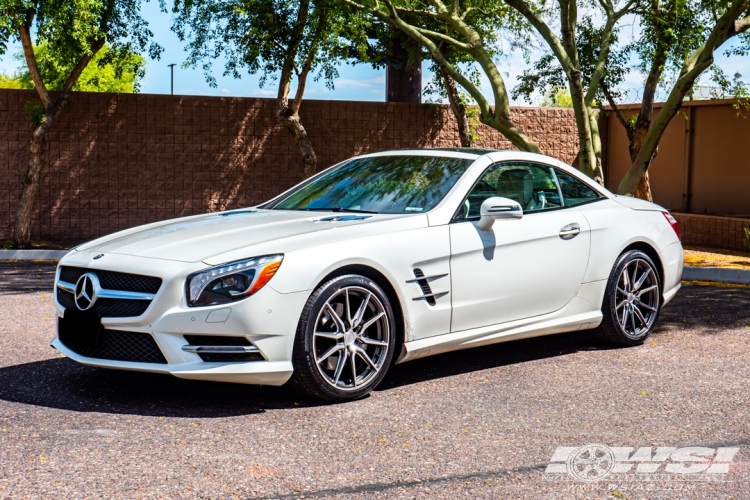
left=0, top=262, right=748, bottom=499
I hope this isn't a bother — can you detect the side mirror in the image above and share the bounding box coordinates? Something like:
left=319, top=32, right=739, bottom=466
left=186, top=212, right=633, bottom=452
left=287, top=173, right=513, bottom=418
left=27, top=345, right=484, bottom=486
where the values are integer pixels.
left=477, top=196, right=523, bottom=230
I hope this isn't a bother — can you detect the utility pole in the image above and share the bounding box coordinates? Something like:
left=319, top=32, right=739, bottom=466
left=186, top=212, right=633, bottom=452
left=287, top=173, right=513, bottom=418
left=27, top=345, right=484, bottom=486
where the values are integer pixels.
left=168, top=64, right=176, bottom=95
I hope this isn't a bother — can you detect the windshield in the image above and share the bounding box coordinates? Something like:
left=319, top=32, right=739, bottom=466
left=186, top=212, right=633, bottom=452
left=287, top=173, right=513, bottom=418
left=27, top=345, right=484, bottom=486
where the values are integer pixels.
left=270, top=155, right=473, bottom=214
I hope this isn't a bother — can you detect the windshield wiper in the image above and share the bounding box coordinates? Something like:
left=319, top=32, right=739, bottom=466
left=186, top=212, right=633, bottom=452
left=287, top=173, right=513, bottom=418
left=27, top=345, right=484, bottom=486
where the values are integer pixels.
left=302, top=206, right=380, bottom=214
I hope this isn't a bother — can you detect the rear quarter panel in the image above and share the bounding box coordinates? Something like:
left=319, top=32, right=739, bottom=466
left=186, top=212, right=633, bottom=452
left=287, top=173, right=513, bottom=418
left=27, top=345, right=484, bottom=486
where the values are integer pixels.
left=578, top=199, right=681, bottom=284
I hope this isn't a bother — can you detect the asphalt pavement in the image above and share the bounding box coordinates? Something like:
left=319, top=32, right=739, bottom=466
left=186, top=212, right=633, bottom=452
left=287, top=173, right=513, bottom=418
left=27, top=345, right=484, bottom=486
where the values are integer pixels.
left=0, top=262, right=748, bottom=499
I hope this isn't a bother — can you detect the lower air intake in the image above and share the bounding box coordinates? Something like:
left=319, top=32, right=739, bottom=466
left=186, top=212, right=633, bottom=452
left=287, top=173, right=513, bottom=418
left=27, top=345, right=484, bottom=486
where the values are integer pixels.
left=60, top=328, right=167, bottom=364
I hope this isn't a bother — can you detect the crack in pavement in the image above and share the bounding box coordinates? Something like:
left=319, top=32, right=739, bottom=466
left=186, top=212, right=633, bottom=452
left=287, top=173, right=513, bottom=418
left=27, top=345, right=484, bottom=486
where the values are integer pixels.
left=248, top=463, right=548, bottom=499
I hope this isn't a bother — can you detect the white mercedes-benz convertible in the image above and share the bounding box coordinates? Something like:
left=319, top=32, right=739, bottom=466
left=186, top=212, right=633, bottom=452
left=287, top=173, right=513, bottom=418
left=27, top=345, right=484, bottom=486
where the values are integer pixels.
left=52, top=149, right=683, bottom=401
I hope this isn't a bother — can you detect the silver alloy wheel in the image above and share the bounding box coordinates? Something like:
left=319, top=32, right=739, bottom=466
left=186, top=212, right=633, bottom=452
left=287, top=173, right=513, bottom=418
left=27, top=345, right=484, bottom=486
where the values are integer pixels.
left=615, top=258, right=659, bottom=339
left=312, top=286, right=390, bottom=391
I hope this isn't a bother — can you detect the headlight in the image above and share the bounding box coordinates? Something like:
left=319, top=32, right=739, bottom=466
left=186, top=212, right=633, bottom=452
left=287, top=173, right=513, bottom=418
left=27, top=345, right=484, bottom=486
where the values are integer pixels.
left=186, top=254, right=283, bottom=307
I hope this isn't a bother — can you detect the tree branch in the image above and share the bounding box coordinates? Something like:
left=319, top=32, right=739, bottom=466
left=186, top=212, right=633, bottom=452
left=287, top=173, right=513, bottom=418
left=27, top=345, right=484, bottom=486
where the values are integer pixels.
left=368, top=0, right=492, bottom=115
left=585, top=0, right=638, bottom=107
left=393, top=6, right=444, bottom=21
left=16, top=9, right=52, bottom=110
left=618, top=4, right=750, bottom=195
left=413, top=26, right=471, bottom=50
left=461, top=7, right=490, bottom=20
left=291, top=10, right=327, bottom=114
left=56, top=0, right=111, bottom=112
left=277, top=0, right=310, bottom=109
left=601, top=83, right=631, bottom=132
left=343, top=0, right=542, bottom=153
left=504, top=0, right=575, bottom=72
left=58, top=39, right=105, bottom=100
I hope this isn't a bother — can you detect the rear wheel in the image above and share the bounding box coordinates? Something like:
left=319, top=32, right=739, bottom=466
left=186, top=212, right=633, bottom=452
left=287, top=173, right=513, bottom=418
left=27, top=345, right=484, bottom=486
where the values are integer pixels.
left=595, top=250, right=661, bottom=346
left=291, top=275, right=396, bottom=402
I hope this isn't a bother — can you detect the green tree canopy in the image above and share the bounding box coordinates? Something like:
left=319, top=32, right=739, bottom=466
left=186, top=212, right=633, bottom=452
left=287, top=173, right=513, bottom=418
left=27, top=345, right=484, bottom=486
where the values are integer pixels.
left=540, top=87, right=574, bottom=108
left=6, top=43, right=145, bottom=92
left=0, top=70, right=24, bottom=88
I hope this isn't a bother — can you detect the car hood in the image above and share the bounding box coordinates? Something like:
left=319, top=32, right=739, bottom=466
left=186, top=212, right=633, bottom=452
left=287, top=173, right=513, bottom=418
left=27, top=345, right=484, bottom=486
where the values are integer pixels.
left=75, top=209, right=420, bottom=263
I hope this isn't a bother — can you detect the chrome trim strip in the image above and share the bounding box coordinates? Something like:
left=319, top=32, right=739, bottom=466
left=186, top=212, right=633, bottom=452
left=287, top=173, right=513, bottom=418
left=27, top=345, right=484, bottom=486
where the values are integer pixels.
left=96, top=289, right=155, bottom=301
left=56, top=280, right=155, bottom=301
left=56, top=280, right=76, bottom=293
left=405, top=273, right=448, bottom=283
left=182, top=345, right=260, bottom=354
left=412, top=291, right=449, bottom=301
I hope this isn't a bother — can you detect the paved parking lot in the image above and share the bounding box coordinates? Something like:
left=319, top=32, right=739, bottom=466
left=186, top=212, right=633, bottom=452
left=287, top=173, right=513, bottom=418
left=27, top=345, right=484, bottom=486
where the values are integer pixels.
left=0, top=262, right=748, bottom=499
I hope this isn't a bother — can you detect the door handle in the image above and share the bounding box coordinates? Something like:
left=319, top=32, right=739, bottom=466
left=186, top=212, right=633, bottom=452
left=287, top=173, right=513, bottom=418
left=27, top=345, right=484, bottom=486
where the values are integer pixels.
left=559, top=223, right=581, bottom=240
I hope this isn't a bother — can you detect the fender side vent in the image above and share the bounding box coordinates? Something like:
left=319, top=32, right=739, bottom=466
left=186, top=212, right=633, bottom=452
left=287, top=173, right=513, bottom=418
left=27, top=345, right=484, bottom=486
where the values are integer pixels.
left=413, top=269, right=436, bottom=306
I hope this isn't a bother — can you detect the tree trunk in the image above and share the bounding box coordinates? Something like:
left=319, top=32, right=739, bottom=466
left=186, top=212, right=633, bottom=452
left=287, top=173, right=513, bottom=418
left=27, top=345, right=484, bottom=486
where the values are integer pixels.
left=13, top=102, right=66, bottom=248
left=628, top=124, right=654, bottom=201
left=634, top=172, right=653, bottom=201
left=13, top=133, right=48, bottom=248
left=439, top=64, right=472, bottom=147
left=386, top=34, right=422, bottom=103
left=276, top=105, right=317, bottom=179
left=568, top=71, right=603, bottom=184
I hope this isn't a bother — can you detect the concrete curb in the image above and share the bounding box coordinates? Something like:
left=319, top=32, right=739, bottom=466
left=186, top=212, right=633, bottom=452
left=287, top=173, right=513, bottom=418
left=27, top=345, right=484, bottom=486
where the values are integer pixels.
left=0, top=249, right=68, bottom=260
left=682, top=266, right=750, bottom=285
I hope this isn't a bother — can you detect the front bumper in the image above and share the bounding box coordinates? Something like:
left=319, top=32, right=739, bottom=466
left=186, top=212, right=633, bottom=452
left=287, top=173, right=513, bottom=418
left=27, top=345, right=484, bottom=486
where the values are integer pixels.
left=53, top=251, right=311, bottom=386
left=50, top=338, right=294, bottom=385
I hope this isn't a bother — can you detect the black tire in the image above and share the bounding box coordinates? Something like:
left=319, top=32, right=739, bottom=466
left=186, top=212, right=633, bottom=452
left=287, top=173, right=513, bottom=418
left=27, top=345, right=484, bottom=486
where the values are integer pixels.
left=290, top=274, right=397, bottom=402
left=595, top=250, right=662, bottom=346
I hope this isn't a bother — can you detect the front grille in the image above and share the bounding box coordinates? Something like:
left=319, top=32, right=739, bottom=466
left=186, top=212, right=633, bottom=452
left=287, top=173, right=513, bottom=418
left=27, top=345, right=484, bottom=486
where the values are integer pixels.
left=60, top=266, right=162, bottom=293
left=57, top=289, right=151, bottom=317
left=60, top=328, right=167, bottom=364
left=183, top=335, right=263, bottom=362
left=57, top=266, right=162, bottom=318
left=57, top=288, right=77, bottom=310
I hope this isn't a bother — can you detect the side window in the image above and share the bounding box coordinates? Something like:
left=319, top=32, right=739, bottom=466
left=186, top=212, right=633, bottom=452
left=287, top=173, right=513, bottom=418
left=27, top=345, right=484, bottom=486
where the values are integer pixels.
left=458, top=162, right=562, bottom=220
left=555, top=169, right=601, bottom=207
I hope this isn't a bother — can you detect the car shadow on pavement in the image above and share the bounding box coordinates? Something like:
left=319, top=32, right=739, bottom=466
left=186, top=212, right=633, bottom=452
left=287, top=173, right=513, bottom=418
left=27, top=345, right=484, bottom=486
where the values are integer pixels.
left=0, top=330, right=614, bottom=418
left=378, top=330, right=610, bottom=390
left=0, top=285, right=747, bottom=418
left=0, top=357, right=305, bottom=417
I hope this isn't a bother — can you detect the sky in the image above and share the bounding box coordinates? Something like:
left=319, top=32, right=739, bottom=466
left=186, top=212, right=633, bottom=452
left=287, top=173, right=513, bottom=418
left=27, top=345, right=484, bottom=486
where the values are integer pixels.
left=0, top=1, right=747, bottom=105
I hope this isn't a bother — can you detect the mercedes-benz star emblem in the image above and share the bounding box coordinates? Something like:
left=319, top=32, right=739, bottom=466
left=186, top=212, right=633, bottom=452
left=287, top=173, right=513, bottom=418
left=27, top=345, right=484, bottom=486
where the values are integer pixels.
left=74, top=273, right=98, bottom=311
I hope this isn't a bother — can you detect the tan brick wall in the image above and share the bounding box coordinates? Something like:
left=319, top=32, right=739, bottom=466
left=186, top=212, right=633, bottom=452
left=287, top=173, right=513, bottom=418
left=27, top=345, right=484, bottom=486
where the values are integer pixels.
left=0, top=90, right=578, bottom=242
left=674, top=213, right=750, bottom=251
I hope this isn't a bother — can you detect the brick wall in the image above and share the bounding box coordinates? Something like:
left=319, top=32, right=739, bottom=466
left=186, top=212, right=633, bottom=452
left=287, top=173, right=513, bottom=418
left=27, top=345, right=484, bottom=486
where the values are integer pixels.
left=674, top=213, right=750, bottom=251
left=0, top=90, right=578, bottom=243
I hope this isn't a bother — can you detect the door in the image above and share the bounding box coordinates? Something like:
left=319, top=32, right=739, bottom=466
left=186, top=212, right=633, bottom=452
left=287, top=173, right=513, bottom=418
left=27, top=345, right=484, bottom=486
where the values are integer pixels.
left=449, top=162, right=594, bottom=332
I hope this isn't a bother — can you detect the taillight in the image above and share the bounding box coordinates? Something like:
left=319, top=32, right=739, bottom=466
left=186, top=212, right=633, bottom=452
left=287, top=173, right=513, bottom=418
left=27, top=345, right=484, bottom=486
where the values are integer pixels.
left=662, top=212, right=680, bottom=240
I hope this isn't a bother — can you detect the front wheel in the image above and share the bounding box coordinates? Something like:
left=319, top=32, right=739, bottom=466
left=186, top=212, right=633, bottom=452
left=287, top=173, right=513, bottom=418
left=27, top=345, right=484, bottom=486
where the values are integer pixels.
left=290, top=275, right=396, bottom=402
left=595, top=250, right=661, bottom=346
